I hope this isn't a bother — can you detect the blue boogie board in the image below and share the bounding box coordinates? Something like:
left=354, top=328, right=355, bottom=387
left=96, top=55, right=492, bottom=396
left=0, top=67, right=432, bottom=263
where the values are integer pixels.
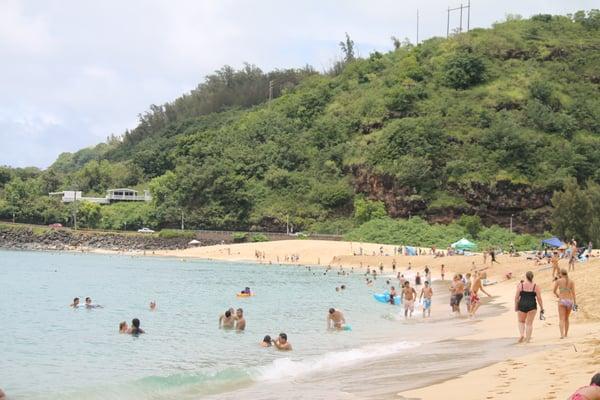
left=373, top=292, right=401, bottom=305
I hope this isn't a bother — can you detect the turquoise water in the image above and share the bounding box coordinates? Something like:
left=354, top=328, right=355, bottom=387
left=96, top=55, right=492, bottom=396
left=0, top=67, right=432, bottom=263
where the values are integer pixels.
left=1, top=250, right=448, bottom=399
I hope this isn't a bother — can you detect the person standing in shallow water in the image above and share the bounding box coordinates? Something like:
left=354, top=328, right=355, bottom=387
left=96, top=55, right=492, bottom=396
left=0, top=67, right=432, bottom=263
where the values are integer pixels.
left=235, top=308, right=246, bottom=331
left=515, top=271, right=544, bottom=343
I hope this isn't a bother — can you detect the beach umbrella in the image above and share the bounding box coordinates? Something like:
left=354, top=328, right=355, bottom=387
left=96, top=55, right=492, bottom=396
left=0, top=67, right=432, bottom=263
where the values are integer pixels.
left=541, top=237, right=565, bottom=248
left=188, top=239, right=201, bottom=246
left=451, top=238, right=477, bottom=251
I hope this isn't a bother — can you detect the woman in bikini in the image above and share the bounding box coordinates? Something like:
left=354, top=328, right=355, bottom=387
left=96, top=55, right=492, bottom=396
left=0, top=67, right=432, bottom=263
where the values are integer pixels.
left=568, top=372, right=600, bottom=400
left=515, top=271, right=544, bottom=343
left=553, top=268, right=577, bottom=339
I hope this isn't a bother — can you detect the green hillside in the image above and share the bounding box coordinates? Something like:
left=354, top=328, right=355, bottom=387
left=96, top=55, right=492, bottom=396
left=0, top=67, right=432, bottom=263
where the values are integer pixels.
left=1, top=11, right=599, bottom=243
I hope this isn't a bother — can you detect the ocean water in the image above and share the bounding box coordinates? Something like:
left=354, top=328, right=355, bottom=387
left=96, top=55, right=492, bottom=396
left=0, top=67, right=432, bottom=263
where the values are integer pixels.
left=0, top=250, right=516, bottom=399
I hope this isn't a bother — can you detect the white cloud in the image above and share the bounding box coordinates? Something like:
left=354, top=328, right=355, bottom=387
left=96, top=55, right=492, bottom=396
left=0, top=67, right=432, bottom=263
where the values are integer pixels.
left=0, top=0, right=55, bottom=55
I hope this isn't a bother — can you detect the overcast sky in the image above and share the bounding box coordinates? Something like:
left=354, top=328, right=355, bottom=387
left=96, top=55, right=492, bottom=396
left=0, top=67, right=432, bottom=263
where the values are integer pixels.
left=1, top=0, right=596, bottom=168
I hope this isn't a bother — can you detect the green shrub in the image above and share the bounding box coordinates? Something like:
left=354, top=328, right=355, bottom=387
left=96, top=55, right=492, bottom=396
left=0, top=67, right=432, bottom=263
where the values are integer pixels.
left=442, top=52, right=487, bottom=90
left=232, top=232, right=248, bottom=243
left=345, top=216, right=540, bottom=250
left=250, top=233, right=269, bottom=242
left=158, top=229, right=195, bottom=239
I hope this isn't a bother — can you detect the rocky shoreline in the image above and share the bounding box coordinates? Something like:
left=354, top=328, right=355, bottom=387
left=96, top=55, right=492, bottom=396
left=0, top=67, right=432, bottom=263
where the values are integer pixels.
left=0, top=226, right=219, bottom=252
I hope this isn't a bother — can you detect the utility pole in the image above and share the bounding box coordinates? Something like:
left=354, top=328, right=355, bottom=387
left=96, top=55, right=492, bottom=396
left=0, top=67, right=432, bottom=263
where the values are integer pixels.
left=447, top=2, right=471, bottom=37
left=447, top=7, right=450, bottom=37
left=467, top=0, right=471, bottom=31
left=416, top=9, right=419, bottom=44
left=181, top=210, right=185, bottom=231
left=268, top=80, right=274, bottom=102
left=286, top=214, right=290, bottom=235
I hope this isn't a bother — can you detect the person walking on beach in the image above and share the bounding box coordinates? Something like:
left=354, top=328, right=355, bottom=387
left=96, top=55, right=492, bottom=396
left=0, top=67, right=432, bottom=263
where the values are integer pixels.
left=401, top=281, right=417, bottom=318
left=469, top=271, right=492, bottom=318
left=424, top=266, right=431, bottom=284
left=515, top=271, right=544, bottom=343
left=419, top=281, right=433, bottom=318
left=489, top=249, right=499, bottom=266
left=327, top=308, right=347, bottom=330
left=568, top=241, right=577, bottom=272
left=553, top=269, right=577, bottom=339
left=440, top=264, right=445, bottom=281
left=551, top=252, right=560, bottom=280
left=450, top=275, right=464, bottom=315
left=568, top=372, right=600, bottom=400
left=235, top=308, right=246, bottom=331
left=464, top=273, right=472, bottom=310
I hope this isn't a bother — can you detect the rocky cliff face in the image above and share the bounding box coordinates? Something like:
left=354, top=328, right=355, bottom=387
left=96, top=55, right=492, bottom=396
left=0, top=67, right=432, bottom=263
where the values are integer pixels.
left=351, top=166, right=554, bottom=233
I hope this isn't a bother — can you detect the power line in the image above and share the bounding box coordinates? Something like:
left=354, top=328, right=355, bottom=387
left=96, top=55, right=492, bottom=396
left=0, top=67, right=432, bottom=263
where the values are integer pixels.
left=446, top=0, right=471, bottom=37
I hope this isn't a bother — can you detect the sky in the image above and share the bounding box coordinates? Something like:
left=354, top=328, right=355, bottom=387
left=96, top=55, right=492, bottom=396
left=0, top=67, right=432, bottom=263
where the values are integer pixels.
left=0, top=0, right=596, bottom=168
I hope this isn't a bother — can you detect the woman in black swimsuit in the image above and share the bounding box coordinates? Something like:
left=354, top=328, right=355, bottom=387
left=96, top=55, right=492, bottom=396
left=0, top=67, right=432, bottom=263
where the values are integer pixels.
left=515, top=271, right=544, bottom=343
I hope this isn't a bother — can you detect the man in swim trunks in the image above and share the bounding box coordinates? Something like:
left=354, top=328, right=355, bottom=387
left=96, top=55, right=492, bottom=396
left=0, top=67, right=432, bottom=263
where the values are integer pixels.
left=551, top=252, right=560, bottom=280
left=327, top=308, right=346, bottom=330
left=419, top=281, right=433, bottom=318
left=235, top=308, right=246, bottom=331
left=401, top=281, right=417, bottom=318
left=469, top=271, right=492, bottom=317
left=450, top=275, right=465, bottom=315
left=219, top=309, right=235, bottom=329
left=274, top=333, right=292, bottom=351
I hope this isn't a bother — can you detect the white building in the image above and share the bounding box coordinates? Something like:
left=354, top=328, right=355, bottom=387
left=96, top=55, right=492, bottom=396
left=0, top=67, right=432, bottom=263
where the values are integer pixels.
left=49, top=189, right=152, bottom=205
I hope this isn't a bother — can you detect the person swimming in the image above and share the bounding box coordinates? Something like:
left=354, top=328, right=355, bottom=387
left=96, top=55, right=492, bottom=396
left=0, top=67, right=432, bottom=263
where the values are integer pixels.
left=149, top=301, right=156, bottom=310
left=70, top=297, right=80, bottom=308
left=260, top=335, right=273, bottom=347
left=119, top=321, right=129, bottom=333
left=274, top=333, right=292, bottom=351
left=130, top=318, right=145, bottom=335
left=240, top=287, right=251, bottom=295
left=85, top=297, right=102, bottom=309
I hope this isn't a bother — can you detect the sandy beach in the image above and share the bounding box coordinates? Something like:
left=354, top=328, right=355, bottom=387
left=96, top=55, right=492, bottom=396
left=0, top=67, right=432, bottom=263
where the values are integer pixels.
left=150, top=240, right=600, bottom=400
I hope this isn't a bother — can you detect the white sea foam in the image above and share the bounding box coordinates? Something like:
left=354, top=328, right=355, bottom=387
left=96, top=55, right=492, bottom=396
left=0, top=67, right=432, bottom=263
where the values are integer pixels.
left=254, top=340, right=420, bottom=381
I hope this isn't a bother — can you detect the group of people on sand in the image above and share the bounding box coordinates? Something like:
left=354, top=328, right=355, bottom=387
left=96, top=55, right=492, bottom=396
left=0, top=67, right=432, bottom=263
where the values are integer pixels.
left=218, top=307, right=246, bottom=331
